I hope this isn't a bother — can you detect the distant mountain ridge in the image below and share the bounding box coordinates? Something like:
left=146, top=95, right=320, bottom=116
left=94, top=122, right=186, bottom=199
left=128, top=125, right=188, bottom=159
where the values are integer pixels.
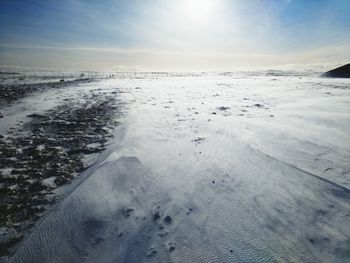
left=323, top=63, right=350, bottom=78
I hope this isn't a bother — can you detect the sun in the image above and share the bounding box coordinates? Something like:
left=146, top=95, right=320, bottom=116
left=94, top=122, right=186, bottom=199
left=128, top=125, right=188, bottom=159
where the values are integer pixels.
left=183, top=0, right=215, bottom=22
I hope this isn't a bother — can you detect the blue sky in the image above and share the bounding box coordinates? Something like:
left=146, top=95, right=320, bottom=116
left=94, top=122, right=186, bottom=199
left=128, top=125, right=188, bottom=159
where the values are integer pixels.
left=0, top=0, right=349, bottom=71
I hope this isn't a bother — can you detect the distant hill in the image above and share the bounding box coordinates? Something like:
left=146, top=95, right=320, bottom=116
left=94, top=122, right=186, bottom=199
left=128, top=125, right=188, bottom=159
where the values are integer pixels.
left=323, top=63, right=350, bottom=78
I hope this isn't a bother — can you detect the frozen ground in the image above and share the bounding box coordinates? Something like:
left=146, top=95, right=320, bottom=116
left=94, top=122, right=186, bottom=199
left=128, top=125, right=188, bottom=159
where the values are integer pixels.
left=0, top=79, right=122, bottom=255
left=2, top=72, right=350, bottom=262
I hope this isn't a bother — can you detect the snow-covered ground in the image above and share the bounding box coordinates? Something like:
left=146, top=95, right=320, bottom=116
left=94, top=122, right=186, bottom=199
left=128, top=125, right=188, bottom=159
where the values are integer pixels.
left=3, top=73, right=350, bottom=262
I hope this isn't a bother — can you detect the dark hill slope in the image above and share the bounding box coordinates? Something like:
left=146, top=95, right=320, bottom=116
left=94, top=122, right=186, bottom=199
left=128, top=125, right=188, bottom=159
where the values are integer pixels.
left=323, top=63, right=350, bottom=78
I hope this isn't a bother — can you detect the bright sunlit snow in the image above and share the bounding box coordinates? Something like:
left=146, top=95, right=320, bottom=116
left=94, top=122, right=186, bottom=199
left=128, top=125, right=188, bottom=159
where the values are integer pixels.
left=2, top=71, right=350, bottom=263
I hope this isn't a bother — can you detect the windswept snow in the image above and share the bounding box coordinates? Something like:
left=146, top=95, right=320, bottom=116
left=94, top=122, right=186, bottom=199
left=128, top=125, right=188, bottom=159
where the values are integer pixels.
left=2, top=73, right=350, bottom=262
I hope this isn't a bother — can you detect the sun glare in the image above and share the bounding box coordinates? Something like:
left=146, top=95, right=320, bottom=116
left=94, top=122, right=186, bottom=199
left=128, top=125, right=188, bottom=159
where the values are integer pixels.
left=183, top=0, right=215, bottom=22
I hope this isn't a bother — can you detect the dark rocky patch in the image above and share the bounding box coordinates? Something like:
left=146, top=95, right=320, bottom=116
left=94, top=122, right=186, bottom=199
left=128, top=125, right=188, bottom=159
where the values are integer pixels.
left=0, top=90, right=120, bottom=255
left=0, top=79, right=92, bottom=108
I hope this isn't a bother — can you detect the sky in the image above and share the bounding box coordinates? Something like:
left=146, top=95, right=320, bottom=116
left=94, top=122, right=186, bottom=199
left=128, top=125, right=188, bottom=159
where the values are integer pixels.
left=0, top=0, right=349, bottom=71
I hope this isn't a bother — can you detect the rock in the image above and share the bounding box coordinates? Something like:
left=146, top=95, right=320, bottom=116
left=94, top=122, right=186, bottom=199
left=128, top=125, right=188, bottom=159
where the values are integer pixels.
left=147, top=249, right=157, bottom=257
left=308, top=237, right=315, bottom=244
left=192, top=137, right=205, bottom=144
left=122, top=208, right=134, bottom=218
left=153, top=211, right=161, bottom=222
left=0, top=112, right=3, bottom=118
left=323, top=63, right=350, bottom=78
left=27, top=113, right=46, bottom=119
left=217, top=106, right=230, bottom=111
left=164, top=215, right=172, bottom=224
